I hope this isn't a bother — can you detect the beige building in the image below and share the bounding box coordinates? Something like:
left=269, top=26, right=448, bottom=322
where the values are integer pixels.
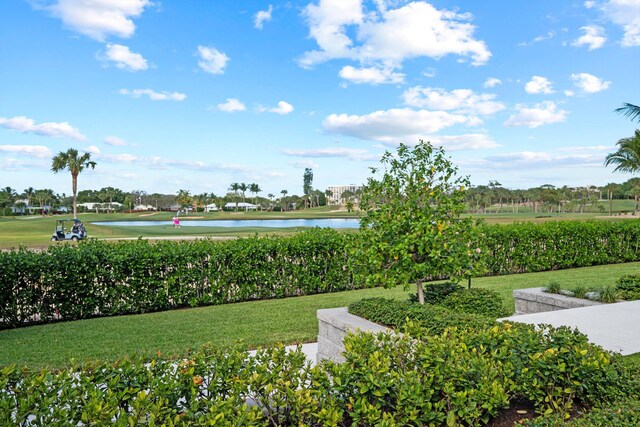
left=326, top=185, right=362, bottom=205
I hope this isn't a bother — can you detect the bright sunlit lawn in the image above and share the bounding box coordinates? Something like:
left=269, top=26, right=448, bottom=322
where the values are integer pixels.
left=1, top=261, right=638, bottom=370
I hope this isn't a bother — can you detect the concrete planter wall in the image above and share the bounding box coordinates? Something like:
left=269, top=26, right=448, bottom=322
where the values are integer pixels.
left=513, top=287, right=602, bottom=315
left=316, top=307, right=388, bottom=363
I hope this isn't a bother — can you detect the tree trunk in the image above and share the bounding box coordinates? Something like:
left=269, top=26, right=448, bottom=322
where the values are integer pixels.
left=72, top=174, right=78, bottom=219
left=635, top=194, right=638, bottom=216
left=416, top=279, right=424, bottom=305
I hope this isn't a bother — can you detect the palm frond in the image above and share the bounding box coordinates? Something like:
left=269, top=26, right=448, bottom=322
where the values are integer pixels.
left=615, top=103, right=640, bottom=123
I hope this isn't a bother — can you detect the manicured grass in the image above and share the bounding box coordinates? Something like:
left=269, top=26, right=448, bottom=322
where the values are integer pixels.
left=2, top=204, right=639, bottom=249
left=1, top=261, right=638, bottom=370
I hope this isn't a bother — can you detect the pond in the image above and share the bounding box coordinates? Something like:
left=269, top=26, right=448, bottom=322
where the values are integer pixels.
left=93, top=218, right=360, bottom=229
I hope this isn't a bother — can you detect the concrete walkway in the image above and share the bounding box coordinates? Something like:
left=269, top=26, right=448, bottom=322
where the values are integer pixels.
left=501, top=300, right=640, bottom=355
left=248, top=343, right=318, bottom=366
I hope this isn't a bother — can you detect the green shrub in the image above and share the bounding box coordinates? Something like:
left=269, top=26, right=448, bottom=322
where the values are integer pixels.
left=598, top=285, right=620, bottom=303
left=440, top=288, right=507, bottom=318
left=0, top=229, right=361, bottom=328
left=616, top=273, right=640, bottom=300
left=2, top=322, right=638, bottom=425
left=348, top=297, right=495, bottom=335
left=570, top=286, right=589, bottom=299
left=545, top=280, right=562, bottom=294
left=408, top=281, right=463, bottom=304
left=521, top=397, right=640, bottom=426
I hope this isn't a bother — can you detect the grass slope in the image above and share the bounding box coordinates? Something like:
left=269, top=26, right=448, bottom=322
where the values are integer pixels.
left=1, top=261, right=638, bottom=370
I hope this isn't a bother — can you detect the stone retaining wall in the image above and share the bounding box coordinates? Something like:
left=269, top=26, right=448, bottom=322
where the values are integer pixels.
left=316, top=307, right=388, bottom=363
left=513, top=287, right=602, bottom=315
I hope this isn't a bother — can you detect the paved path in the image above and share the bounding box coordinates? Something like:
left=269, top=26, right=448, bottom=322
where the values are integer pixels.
left=501, top=300, right=640, bottom=355
left=248, top=343, right=318, bottom=366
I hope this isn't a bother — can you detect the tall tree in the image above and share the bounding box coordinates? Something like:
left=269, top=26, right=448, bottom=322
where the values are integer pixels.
left=0, top=187, right=16, bottom=216
left=176, top=189, right=192, bottom=212
left=23, top=187, right=35, bottom=207
left=249, top=183, right=262, bottom=206
left=239, top=183, right=248, bottom=204
left=51, top=148, right=96, bottom=219
left=228, top=183, right=240, bottom=211
left=303, top=168, right=313, bottom=208
left=280, top=189, right=288, bottom=211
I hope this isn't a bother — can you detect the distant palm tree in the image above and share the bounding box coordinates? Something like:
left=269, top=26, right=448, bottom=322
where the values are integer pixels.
left=249, top=183, right=262, bottom=206
left=239, top=183, right=248, bottom=204
left=267, top=193, right=274, bottom=210
left=604, top=130, right=640, bottom=175
left=615, top=103, right=640, bottom=123
left=23, top=187, right=35, bottom=207
left=280, top=189, right=288, bottom=211
left=51, top=148, right=96, bottom=219
left=229, top=183, right=240, bottom=211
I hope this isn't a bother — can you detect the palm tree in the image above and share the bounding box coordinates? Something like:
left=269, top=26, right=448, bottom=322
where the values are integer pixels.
left=0, top=187, right=16, bottom=216
left=280, top=189, right=288, bottom=211
left=604, top=130, right=640, bottom=175
left=228, top=183, right=240, bottom=211
left=239, top=183, right=248, bottom=204
left=249, top=183, right=262, bottom=206
left=23, top=187, right=35, bottom=207
left=267, top=193, right=274, bottom=210
left=51, top=148, right=96, bottom=219
left=615, top=103, right=640, bottom=123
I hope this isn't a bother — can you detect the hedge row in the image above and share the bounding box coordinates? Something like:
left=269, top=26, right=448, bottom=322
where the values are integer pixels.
left=0, top=229, right=359, bottom=328
left=481, top=220, right=640, bottom=275
left=2, top=220, right=639, bottom=328
left=2, top=322, right=638, bottom=426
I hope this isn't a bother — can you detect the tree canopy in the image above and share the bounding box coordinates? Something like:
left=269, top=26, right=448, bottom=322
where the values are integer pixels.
left=355, top=141, right=484, bottom=304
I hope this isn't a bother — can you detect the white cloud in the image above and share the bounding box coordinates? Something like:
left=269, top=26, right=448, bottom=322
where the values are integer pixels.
left=42, top=0, right=151, bottom=41
left=339, top=65, right=404, bottom=85
left=85, top=145, right=100, bottom=154
left=282, top=147, right=377, bottom=160
left=525, top=76, right=554, bottom=94
left=484, top=77, right=502, bottom=88
left=483, top=151, right=603, bottom=169
left=0, top=116, right=86, bottom=140
left=571, top=72, right=611, bottom=93
left=564, top=90, right=575, bottom=97
left=254, top=5, right=273, bottom=29
left=402, top=86, right=505, bottom=115
left=290, top=160, right=320, bottom=169
left=584, top=1, right=596, bottom=9
left=0, top=144, right=52, bottom=158
left=504, top=101, right=568, bottom=128
left=104, top=136, right=129, bottom=146
left=101, top=44, right=148, bottom=71
left=323, top=108, right=474, bottom=142
left=269, top=101, right=294, bottom=115
left=217, top=98, right=246, bottom=113
left=381, top=133, right=500, bottom=151
left=119, top=88, right=186, bottom=101
left=601, top=0, right=640, bottom=46
left=300, top=0, right=490, bottom=82
left=197, top=46, right=229, bottom=75
left=572, top=25, right=606, bottom=50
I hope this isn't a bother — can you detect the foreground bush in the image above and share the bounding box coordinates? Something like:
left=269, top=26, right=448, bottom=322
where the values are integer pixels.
left=2, top=321, right=637, bottom=426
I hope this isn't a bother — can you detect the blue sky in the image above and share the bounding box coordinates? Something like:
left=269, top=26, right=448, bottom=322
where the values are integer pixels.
left=1, top=0, right=639, bottom=198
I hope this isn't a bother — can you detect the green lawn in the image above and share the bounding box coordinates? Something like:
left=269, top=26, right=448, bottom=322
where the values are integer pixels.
left=1, top=261, right=638, bottom=370
left=2, top=204, right=638, bottom=249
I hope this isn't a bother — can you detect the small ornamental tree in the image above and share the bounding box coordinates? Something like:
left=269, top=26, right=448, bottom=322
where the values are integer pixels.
left=355, top=141, right=485, bottom=304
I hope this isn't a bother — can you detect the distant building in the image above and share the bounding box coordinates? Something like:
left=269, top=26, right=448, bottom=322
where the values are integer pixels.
left=205, top=203, right=219, bottom=212
left=224, top=202, right=258, bottom=211
left=133, top=204, right=155, bottom=211
left=326, top=185, right=362, bottom=205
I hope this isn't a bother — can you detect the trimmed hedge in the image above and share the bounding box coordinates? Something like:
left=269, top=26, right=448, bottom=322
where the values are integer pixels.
left=348, top=297, right=496, bottom=334
left=2, top=220, right=640, bottom=328
left=0, top=229, right=359, bottom=328
left=481, top=220, right=640, bottom=275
